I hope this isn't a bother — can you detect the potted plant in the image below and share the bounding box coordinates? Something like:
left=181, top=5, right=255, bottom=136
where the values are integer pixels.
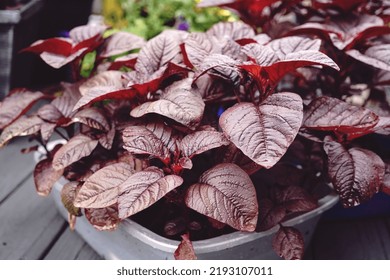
left=0, top=0, right=389, bottom=260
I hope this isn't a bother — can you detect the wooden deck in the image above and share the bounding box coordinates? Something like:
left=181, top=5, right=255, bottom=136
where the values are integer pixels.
left=0, top=138, right=389, bottom=260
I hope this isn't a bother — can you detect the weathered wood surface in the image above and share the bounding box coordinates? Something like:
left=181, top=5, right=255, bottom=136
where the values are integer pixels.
left=0, top=139, right=389, bottom=260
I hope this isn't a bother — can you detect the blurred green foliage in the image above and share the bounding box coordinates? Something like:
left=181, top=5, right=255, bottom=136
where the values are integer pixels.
left=104, top=0, right=236, bottom=39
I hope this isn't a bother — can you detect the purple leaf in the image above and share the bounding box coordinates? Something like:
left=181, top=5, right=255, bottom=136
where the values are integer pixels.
left=174, top=234, right=197, bottom=260
left=373, top=116, right=390, bottom=135
left=347, top=45, right=390, bottom=72
left=122, top=126, right=171, bottom=163
left=79, top=71, right=124, bottom=97
left=267, top=36, right=322, bottom=56
left=53, top=82, right=82, bottom=118
left=274, top=186, right=318, bottom=213
left=61, top=181, right=81, bottom=216
left=40, top=122, right=57, bottom=142
left=74, top=71, right=137, bottom=110
left=180, top=130, right=230, bottom=158
left=69, top=24, right=107, bottom=44
left=290, top=14, right=388, bottom=50
left=304, top=96, right=379, bottom=139
left=85, top=205, right=121, bottom=231
left=72, top=108, right=110, bottom=131
left=34, top=158, right=64, bottom=197
left=0, top=89, right=44, bottom=129
left=98, top=123, right=116, bottom=150
left=74, top=162, right=135, bottom=208
left=144, top=121, right=179, bottom=153
left=219, top=92, right=303, bottom=169
left=194, top=54, right=240, bottom=84
left=38, top=104, right=64, bottom=123
left=207, top=21, right=255, bottom=41
left=324, top=139, right=385, bottom=207
left=183, top=33, right=219, bottom=67
left=130, top=79, right=205, bottom=129
left=100, top=31, right=145, bottom=58
left=0, top=116, right=44, bottom=148
left=52, top=135, right=99, bottom=170
left=382, top=163, right=390, bottom=195
left=40, top=48, right=87, bottom=69
left=272, top=226, right=304, bottom=260
left=135, top=30, right=187, bottom=75
left=256, top=199, right=286, bottom=232
left=185, top=163, right=258, bottom=232
left=118, top=168, right=183, bottom=218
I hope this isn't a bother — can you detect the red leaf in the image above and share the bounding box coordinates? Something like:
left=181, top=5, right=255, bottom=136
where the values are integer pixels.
left=100, top=31, right=145, bottom=58
left=0, top=116, right=44, bottom=148
left=180, top=130, right=230, bottom=158
left=118, top=168, right=183, bottom=219
left=74, top=162, right=135, bottom=208
left=185, top=163, right=258, bottom=232
left=313, top=0, right=366, bottom=12
left=174, top=234, right=197, bottom=260
left=304, top=96, right=379, bottom=139
left=219, top=93, right=303, bottom=169
left=85, top=205, right=121, bottom=231
left=272, top=226, right=304, bottom=260
left=324, top=138, right=385, bottom=207
left=347, top=45, right=390, bottom=72
left=264, top=51, right=339, bottom=83
left=130, top=79, right=205, bottom=129
left=126, top=62, right=189, bottom=96
left=34, top=158, right=64, bottom=196
left=52, top=135, right=99, bottom=170
left=108, top=54, right=138, bottom=70
left=74, top=71, right=137, bottom=110
left=21, top=38, right=73, bottom=56
left=0, top=89, right=44, bottom=129
left=198, top=0, right=279, bottom=26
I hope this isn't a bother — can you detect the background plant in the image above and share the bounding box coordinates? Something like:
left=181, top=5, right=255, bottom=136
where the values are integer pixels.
left=104, top=0, right=237, bottom=39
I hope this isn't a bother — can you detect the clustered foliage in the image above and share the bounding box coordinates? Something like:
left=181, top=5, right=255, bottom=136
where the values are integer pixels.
left=0, top=0, right=389, bottom=260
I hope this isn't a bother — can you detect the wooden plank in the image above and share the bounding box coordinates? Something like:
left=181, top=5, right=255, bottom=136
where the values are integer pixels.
left=75, top=244, right=102, bottom=260
left=0, top=176, right=63, bottom=259
left=44, top=228, right=86, bottom=260
left=21, top=215, right=66, bottom=260
left=0, top=138, right=35, bottom=202
left=310, top=218, right=390, bottom=260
